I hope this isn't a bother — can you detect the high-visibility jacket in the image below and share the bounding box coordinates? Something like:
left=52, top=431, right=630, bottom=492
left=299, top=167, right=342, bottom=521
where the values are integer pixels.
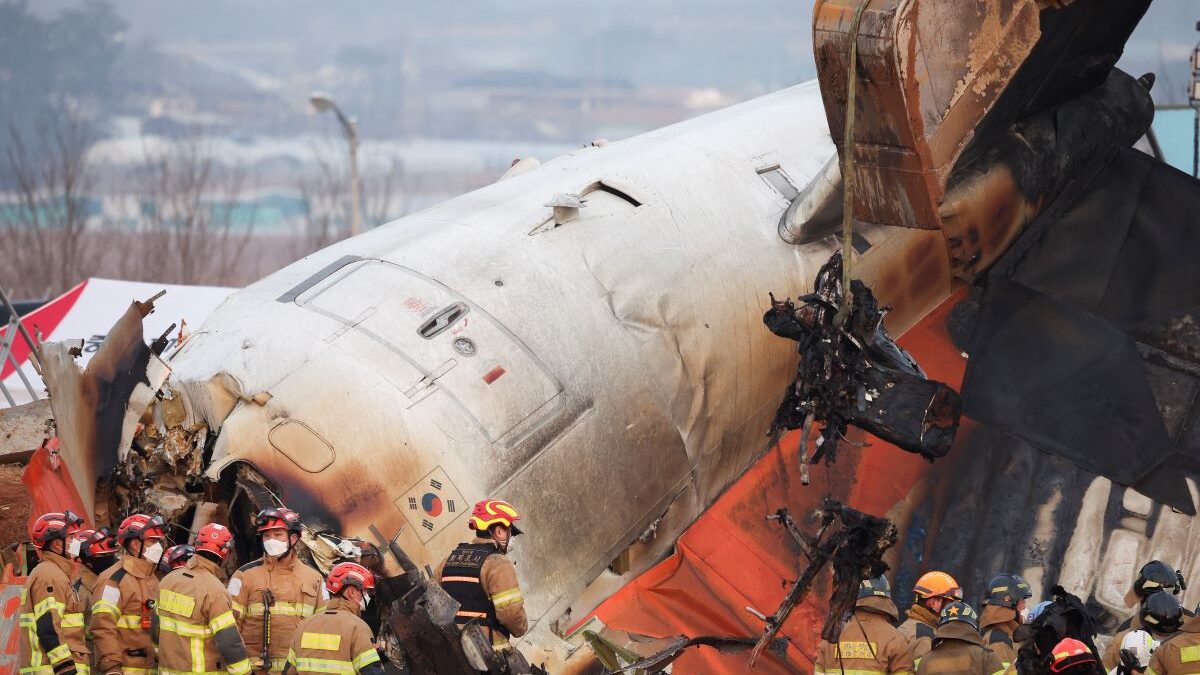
left=154, top=555, right=252, bottom=675
left=283, top=597, right=384, bottom=675
left=815, top=606, right=915, bottom=675
left=90, top=555, right=159, bottom=675
left=979, top=605, right=1019, bottom=669
left=436, top=539, right=528, bottom=647
left=19, top=550, right=90, bottom=675
left=915, top=623, right=1007, bottom=675
left=1146, top=614, right=1200, bottom=675
left=228, top=553, right=324, bottom=672
left=899, top=605, right=940, bottom=665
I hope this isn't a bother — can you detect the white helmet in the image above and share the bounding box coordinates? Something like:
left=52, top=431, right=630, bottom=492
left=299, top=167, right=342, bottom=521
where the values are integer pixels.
left=1120, top=630, right=1158, bottom=670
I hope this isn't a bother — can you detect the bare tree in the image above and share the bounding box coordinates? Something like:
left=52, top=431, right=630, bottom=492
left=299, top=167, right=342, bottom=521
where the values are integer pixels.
left=293, top=142, right=403, bottom=258
left=0, top=110, right=99, bottom=298
left=123, top=132, right=257, bottom=285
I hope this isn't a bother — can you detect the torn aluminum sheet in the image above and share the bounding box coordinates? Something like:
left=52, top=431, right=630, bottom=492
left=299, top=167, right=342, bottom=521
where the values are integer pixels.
left=765, top=251, right=961, bottom=473
left=39, top=293, right=172, bottom=522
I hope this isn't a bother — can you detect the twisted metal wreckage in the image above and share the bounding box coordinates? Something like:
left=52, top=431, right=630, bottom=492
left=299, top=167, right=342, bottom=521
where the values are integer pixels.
left=16, top=0, right=1200, bottom=672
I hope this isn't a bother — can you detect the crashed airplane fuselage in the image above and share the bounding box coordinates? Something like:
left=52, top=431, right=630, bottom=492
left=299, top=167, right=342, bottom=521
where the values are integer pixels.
left=148, top=81, right=955, bottom=634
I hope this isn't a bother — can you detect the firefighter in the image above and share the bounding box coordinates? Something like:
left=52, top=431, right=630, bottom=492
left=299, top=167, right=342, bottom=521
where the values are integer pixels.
left=900, top=571, right=964, bottom=664
left=816, top=576, right=915, bottom=675
left=915, top=601, right=1006, bottom=675
left=1110, top=630, right=1157, bottom=675
left=436, top=499, right=529, bottom=649
left=1146, top=610, right=1200, bottom=675
left=91, top=513, right=167, bottom=675
left=159, top=545, right=196, bottom=576
left=980, top=573, right=1033, bottom=669
left=228, top=507, right=324, bottom=674
left=1138, top=593, right=1183, bottom=642
left=1105, top=561, right=1185, bottom=670
left=282, top=562, right=384, bottom=675
left=154, top=522, right=252, bottom=675
left=76, top=529, right=120, bottom=601
left=19, top=511, right=89, bottom=675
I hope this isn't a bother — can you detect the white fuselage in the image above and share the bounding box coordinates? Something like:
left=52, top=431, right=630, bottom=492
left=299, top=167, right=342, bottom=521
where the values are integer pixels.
left=167, top=80, right=950, bottom=632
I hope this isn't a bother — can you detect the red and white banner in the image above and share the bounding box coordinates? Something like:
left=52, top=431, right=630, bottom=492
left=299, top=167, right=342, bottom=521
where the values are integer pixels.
left=0, top=278, right=234, bottom=408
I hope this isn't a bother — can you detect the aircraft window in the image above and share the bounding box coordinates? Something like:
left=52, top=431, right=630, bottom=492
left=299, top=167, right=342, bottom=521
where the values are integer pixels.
left=758, top=166, right=799, bottom=200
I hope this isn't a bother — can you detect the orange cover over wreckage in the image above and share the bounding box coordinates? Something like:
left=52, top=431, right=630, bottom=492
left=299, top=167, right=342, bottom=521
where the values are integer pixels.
left=582, top=291, right=972, bottom=673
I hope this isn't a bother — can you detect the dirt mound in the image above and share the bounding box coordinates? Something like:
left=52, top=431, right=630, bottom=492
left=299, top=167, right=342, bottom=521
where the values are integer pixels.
left=0, top=465, right=30, bottom=551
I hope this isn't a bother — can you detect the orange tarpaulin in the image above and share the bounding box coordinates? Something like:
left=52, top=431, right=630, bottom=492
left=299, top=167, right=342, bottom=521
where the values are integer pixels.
left=584, top=292, right=970, bottom=673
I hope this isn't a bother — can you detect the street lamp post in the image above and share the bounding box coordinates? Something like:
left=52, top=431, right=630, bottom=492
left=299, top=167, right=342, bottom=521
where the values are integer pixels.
left=310, top=92, right=363, bottom=236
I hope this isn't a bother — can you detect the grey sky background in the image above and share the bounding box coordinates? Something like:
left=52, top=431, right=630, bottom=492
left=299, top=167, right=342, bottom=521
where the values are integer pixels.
left=38, top=1, right=1199, bottom=104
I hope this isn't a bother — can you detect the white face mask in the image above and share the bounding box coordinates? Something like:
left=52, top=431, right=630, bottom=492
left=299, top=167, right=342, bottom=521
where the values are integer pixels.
left=262, top=539, right=290, bottom=558
left=359, top=595, right=371, bottom=613
left=66, top=538, right=82, bottom=558
left=143, top=542, right=164, bottom=564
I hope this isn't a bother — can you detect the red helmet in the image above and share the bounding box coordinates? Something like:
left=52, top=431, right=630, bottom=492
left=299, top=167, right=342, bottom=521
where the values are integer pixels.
left=79, top=528, right=120, bottom=558
left=118, top=514, right=167, bottom=544
left=1050, top=638, right=1097, bottom=673
left=30, top=510, right=85, bottom=548
left=163, top=544, right=196, bottom=570
left=325, top=562, right=375, bottom=596
left=194, top=523, right=234, bottom=560
left=255, top=507, right=302, bottom=534
left=468, top=499, right=523, bottom=535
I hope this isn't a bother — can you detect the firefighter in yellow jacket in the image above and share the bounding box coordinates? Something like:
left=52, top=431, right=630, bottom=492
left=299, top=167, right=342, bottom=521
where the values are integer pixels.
left=436, top=499, right=528, bottom=649
left=816, top=576, right=915, bottom=675
left=154, top=522, right=252, bottom=675
left=228, top=507, right=324, bottom=673
left=1147, top=609, right=1200, bottom=675
left=979, top=573, right=1032, bottom=669
left=19, top=510, right=89, bottom=675
left=899, top=571, right=964, bottom=665
left=283, top=563, right=383, bottom=675
left=915, top=602, right=1006, bottom=675
left=90, top=514, right=167, bottom=675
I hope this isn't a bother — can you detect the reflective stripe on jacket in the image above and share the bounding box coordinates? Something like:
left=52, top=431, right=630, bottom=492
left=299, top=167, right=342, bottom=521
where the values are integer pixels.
left=155, top=554, right=252, bottom=675
left=19, top=551, right=90, bottom=675
left=89, top=555, right=159, bottom=674
left=284, top=597, right=381, bottom=675
left=436, top=538, right=528, bottom=646
left=1147, top=613, right=1200, bottom=675
left=816, top=609, right=915, bottom=675
left=228, top=553, right=324, bottom=671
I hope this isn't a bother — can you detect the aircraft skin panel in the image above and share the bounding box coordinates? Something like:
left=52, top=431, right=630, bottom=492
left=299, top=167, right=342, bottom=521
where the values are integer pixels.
left=164, top=78, right=966, bottom=627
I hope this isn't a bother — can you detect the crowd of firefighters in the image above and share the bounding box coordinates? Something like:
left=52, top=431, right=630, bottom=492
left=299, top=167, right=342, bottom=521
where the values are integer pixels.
left=819, top=563, right=1196, bottom=675
left=17, top=499, right=528, bottom=675
left=18, top=495, right=1200, bottom=675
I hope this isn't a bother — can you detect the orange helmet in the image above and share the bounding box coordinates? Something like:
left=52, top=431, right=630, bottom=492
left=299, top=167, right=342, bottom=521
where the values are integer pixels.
left=326, top=562, right=375, bottom=596
left=913, top=571, right=963, bottom=601
left=29, top=510, right=84, bottom=548
left=469, top=499, right=523, bottom=535
left=194, top=523, right=234, bottom=560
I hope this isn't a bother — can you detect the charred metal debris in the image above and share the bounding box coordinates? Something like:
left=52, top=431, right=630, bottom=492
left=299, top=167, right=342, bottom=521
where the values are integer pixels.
left=765, top=252, right=961, bottom=479
left=599, top=499, right=895, bottom=673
